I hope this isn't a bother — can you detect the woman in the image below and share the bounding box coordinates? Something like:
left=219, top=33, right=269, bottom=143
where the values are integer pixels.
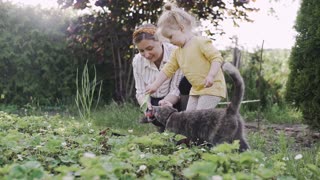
left=132, top=23, right=190, bottom=118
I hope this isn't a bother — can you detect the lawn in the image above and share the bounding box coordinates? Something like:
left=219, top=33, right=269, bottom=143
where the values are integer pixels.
left=0, top=103, right=319, bottom=179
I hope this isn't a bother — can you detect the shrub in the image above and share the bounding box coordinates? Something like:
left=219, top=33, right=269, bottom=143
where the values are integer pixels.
left=286, top=0, right=320, bottom=129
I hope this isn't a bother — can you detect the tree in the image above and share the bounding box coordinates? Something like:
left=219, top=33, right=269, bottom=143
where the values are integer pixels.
left=58, top=0, right=257, bottom=102
left=286, top=0, right=320, bottom=129
left=0, top=1, right=91, bottom=105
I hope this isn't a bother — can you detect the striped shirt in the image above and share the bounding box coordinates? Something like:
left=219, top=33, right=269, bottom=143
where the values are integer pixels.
left=132, top=42, right=183, bottom=105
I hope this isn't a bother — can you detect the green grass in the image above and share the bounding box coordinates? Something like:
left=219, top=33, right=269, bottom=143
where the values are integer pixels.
left=247, top=130, right=320, bottom=179
left=91, top=101, right=157, bottom=135
left=0, top=102, right=319, bottom=179
left=242, top=103, right=302, bottom=124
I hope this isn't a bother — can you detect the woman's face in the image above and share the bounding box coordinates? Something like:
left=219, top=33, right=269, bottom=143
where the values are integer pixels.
left=136, top=39, right=163, bottom=63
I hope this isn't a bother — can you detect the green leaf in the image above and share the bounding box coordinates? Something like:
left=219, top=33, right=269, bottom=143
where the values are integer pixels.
left=306, top=164, right=320, bottom=176
left=183, top=161, right=218, bottom=178
left=140, top=94, right=150, bottom=112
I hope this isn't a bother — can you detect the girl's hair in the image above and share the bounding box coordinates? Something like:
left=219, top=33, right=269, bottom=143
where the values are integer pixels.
left=157, top=2, right=196, bottom=33
left=132, top=24, right=158, bottom=44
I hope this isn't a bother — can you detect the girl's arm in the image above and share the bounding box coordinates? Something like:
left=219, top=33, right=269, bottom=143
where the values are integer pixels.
left=146, top=71, right=169, bottom=94
left=204, top=61, right=221, bottom=88
left=160, top=68, right=183, bottom=105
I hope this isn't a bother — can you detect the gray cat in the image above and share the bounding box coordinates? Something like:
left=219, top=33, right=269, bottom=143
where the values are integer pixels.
left=147, top=62, right=250, bottom=151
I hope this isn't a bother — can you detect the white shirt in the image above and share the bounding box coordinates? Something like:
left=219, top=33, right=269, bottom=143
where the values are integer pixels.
left=132, top=42, right=183, bottom=105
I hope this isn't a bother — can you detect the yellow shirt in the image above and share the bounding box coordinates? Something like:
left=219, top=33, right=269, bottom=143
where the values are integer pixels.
left=162, top=36, right=226, bottom=98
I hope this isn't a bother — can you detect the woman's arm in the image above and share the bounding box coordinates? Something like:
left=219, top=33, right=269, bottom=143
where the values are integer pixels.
left=132, top=56, right=150, bottom=106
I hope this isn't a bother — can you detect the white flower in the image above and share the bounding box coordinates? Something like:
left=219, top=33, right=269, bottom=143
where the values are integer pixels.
left=217, top=152, right=225, bottom=156
left=17, top=154, right=23, bottom=161
left=89, top=129, right=94, bottom=133
left=212, top=175, right=223, bottom=180
left=282, top=157, right=289, bottom=161
left=83, top=152, right=96, bottom=158
left=61, top=142, right=67, bottom=147
left=140, top=154, right=145, bottom=158
left=62, top=174, right=74, bottom=180
left=128, top=129, right=133, bottom=133
left=200, top=148, right=206, bottom=152
left=87, top=123, right=92, bottom=127
left=137, top=165, right=147, bottom=172
left=294, top=154, right=303, bottom=160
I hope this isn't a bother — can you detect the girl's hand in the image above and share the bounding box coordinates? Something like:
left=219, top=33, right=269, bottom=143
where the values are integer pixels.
left=146, top=84, right=158, bottom=94
left=204, top=75, right=214, bottom=88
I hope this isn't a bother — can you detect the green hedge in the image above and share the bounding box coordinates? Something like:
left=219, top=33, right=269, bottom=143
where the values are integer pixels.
left=286, top=0, right=320, bottom=129
left=0, top=2, right=100, bottom=105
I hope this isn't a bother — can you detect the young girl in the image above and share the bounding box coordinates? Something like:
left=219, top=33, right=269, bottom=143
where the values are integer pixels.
left=132, top=23, right=191, bottom=112
left=146, top=3, right=227, bottom=110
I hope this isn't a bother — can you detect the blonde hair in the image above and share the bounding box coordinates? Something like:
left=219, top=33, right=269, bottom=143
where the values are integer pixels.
left=132, top=24, right=158, bottom=44
left=157, top=2, right=196, bottom=33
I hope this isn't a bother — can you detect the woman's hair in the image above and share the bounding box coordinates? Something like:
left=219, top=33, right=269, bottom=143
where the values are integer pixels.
left=157, top=2, right=196, bottom=33
left=132, top=24, right=158, bottom=44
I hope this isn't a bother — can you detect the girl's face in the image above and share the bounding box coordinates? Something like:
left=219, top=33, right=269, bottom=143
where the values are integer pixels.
left=161, top=28, right=185, bottom=47
left=136, top=39, right=163, bottom=62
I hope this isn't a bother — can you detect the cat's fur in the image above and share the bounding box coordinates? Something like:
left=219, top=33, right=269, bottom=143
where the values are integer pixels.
left=150, top=62, right=250, bottom=151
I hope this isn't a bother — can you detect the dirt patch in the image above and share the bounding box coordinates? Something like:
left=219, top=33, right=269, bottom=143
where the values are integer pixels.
left=245, top=122, right=320, bottom=149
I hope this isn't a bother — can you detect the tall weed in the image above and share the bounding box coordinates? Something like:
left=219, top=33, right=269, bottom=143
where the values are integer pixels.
left=75, top=62, right=102, bottom=122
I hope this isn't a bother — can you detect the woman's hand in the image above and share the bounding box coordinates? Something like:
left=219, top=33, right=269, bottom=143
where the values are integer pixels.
left=158, top=99, right=173, bottom=107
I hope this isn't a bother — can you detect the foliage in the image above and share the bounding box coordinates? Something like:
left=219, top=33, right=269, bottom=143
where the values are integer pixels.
left=92, top=101, right=156, bottom=135
left=242, top=103, right=302, bottom=124
left=223, top=48, right=291, bottom=111
left=75, top=62, right=102, bottom=121
left=0, top=110, right=319, bottom=179
left=58, top=0, right=258, bottom=101
left=285, top=0, right=320, bottom=129
left=0, top=1, right=83, bottom=105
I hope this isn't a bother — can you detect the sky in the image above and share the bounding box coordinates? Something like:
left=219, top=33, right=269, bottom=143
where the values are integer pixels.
left=5, top=0, right=301, bottom=50
left=214, top=0, right=301, bottom=50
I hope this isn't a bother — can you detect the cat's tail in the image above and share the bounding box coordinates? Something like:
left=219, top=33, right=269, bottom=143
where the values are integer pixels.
left=222, top=62, right=244, bottom=114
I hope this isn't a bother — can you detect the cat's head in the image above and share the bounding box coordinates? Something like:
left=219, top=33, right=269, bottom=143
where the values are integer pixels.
left=139, top=106, right=178, bottom=126
left=152, top=106, right=178, bottom=125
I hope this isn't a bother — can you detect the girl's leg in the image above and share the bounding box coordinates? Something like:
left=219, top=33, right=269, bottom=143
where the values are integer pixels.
left=196, top=95, right=221, bottom=110
left=186, top=95, right=199, bottom=111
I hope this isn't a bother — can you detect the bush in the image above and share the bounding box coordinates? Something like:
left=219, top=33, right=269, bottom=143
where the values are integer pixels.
left=286, top=0, right=320, bottom=129
left=0, top=2, right=82, bottom=105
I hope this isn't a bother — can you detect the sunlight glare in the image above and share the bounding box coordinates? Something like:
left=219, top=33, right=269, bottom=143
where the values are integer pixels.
left=4, top=0, right=58, bottom=8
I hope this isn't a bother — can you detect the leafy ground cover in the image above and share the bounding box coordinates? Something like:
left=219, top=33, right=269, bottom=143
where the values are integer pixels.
left=0, top=103, right=319, bottom=179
